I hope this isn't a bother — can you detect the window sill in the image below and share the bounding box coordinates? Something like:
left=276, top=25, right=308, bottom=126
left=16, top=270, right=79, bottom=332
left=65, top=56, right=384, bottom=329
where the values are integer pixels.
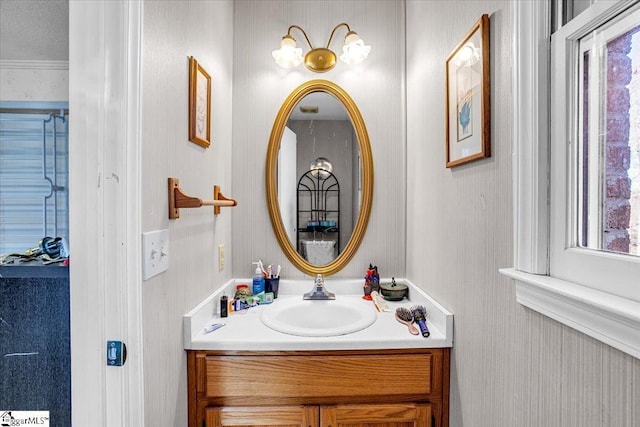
left=499, top=268, right=640, bottom=359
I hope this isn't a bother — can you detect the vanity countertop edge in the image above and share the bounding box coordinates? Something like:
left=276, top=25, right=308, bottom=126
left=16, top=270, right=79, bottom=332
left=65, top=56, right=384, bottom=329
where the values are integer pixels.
left=183, top=278, right=453, bottom=351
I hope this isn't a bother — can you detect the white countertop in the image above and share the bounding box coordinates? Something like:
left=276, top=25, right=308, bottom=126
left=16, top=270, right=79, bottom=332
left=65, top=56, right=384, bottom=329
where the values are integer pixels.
left=183, top=278, right=453, bottom=352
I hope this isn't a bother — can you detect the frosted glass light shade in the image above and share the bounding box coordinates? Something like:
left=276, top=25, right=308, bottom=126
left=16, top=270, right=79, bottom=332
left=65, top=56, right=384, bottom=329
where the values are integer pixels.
left=272, top=36, right=304, bottom=68
left=340, top=32, right=371, bottom=65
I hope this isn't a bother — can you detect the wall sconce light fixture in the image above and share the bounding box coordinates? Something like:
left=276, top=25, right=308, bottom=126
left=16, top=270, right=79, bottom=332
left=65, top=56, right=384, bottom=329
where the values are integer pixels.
left=272, top=23, right=371, bottom=73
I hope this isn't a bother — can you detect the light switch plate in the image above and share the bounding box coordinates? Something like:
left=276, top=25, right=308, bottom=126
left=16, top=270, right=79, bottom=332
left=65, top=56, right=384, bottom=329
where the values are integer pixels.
left=142, top=229, right=169, bottom=280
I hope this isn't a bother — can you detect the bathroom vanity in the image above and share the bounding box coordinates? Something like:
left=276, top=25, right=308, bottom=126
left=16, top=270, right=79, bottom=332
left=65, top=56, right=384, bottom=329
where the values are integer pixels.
left=184, top=279, right=453, bottom=427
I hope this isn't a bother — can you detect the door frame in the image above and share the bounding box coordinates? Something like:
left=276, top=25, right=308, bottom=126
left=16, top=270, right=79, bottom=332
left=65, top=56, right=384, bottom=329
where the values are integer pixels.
left=68, top=1, right=144, bottom=425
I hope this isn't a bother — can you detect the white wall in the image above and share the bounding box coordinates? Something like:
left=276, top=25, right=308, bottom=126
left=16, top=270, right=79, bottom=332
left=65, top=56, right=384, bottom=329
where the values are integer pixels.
left=140, top=1, right=234, bottom=425
left=405, top=1, right=640, bottom=426
left=231, top=0, right=406, bottom=279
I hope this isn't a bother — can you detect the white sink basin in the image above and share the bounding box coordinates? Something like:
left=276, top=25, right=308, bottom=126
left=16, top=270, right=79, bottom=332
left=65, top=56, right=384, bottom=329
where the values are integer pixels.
left=260, top=297, right=377, bottom=337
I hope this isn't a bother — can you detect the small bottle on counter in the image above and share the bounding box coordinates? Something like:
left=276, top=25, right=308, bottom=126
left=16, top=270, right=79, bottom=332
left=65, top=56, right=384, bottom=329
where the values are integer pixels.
left=234, top=284, right=252, bottom=299
left=220, top=295, right=228, bottom=318
left=252, top=262, right=265, bottom=295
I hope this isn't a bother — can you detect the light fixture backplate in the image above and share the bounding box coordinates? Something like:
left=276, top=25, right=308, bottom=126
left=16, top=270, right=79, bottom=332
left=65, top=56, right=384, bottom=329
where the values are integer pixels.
left=304, top=48, right=337, bottom=73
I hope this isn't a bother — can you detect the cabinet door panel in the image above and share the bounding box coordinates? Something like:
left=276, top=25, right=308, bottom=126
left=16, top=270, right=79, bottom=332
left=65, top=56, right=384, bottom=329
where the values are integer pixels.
left=320, top=404, right=431, bottom=427
left=205, top=406, right=318, bottom=427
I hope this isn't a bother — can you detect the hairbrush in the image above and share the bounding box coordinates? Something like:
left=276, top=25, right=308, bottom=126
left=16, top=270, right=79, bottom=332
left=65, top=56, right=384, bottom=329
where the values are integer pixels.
left=410, top=305, right=430, bottom=337
left=395, top=307, right=419, bottom=335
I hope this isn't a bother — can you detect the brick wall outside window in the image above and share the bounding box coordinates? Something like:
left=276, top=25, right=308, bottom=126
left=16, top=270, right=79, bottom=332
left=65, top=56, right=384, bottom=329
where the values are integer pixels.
left=604, top=26, right=638, bottom=253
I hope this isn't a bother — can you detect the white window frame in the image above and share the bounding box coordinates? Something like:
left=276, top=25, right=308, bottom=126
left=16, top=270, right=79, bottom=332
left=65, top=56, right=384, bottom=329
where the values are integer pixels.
left=500, top=0, right=640, bottom=359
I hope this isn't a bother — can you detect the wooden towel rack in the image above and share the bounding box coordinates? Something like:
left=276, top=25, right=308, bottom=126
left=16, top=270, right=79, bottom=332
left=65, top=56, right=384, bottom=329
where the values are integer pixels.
left=168, top=177, right=237, bottom=219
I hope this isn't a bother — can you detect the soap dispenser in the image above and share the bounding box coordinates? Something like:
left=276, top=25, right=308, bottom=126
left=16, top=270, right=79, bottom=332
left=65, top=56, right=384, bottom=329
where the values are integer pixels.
left=252, top=262, right=265, bottom=295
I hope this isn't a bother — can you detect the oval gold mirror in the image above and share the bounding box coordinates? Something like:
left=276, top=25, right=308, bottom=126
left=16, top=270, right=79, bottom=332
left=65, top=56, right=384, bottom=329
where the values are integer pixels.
left=266, top=80, right=373, bottom=276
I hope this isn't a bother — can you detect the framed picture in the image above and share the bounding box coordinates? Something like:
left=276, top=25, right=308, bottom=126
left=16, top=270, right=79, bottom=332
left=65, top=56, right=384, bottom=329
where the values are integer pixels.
left=189, top=56, right=211, bottom=148
left=445, top=14, right=490, bottom=168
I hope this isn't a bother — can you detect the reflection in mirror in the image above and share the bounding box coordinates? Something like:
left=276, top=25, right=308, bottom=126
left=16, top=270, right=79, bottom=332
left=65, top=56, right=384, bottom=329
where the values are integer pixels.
left=266, top=80, right=373, bottom=276
left=277, top=92, right=360, bottom=265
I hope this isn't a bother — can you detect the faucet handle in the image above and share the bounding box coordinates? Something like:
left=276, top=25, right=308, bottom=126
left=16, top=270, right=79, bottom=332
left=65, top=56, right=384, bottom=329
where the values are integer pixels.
left=303, top=274, right=335, bottom=300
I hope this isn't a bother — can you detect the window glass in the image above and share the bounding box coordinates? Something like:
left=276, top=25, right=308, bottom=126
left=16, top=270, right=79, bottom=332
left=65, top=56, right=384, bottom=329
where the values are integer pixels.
left=577, top=11, right=640, bottom=256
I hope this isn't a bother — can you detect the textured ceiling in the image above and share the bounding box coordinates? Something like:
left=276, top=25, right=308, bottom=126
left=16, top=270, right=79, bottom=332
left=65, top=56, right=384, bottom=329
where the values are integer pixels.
left=0, top=0, right=68, bottom=61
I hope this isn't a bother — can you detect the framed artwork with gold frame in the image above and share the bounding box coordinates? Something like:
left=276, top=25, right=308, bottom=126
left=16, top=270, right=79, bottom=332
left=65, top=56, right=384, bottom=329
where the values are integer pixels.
left=445, top=14, right=490, bottom=167
left=189, top=56, right=211, bottom=148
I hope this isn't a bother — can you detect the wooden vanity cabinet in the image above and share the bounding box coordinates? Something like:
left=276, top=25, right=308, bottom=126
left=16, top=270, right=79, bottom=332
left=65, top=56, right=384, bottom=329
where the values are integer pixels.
left=188, top=349, right=449, bottom=427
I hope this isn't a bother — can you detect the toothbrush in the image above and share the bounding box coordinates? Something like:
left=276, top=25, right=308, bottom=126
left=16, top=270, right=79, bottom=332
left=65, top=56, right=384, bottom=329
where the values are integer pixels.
left=259, top=260, right=267, bottom=276
left=395, top=307, right=419, bottom=335
left=203, top=323, right=225, bottom=334
left=410, top=305, right=430, bottom=337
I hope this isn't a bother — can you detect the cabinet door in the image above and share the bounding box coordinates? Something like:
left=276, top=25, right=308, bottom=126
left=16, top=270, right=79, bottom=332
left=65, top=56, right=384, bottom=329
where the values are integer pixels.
left=320, top=404, right=431, bottom=427
left=205, top=406, right=318, bottom=427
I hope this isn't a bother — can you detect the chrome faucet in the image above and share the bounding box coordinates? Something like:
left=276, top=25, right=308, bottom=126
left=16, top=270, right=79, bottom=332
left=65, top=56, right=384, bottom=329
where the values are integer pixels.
left=303, top=274, right=336, bottom=300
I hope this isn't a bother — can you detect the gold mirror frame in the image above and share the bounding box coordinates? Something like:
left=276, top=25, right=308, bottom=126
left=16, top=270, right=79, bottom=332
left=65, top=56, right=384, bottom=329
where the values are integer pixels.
left=266, top=79, right=374, bottom=276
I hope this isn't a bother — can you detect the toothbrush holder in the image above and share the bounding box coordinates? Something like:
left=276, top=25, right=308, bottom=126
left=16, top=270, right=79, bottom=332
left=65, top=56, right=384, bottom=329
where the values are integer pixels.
left=265, top=278, right=280, bottom=298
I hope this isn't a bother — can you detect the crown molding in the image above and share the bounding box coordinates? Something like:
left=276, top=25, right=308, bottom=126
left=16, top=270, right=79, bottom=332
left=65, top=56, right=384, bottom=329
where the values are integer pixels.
left=0, top=60, right=69, bottom=70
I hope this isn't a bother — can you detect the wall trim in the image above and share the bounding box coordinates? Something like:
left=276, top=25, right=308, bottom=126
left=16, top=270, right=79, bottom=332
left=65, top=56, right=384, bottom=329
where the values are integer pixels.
left=123, top=1, right=145, bottom=424
left=69, top=0, right=145, bottom=425
left=510, top=0, right=550, bottom=275
left=500, top=268, right=640, bottom=359
left=0, top=59, right=69, bottom=70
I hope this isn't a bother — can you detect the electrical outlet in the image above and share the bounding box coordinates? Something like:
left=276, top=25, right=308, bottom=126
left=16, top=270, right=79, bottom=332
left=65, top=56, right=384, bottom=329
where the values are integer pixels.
left=218, top=244, right=225, bottom=271
left=142, top=229, right=169, bottom=280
